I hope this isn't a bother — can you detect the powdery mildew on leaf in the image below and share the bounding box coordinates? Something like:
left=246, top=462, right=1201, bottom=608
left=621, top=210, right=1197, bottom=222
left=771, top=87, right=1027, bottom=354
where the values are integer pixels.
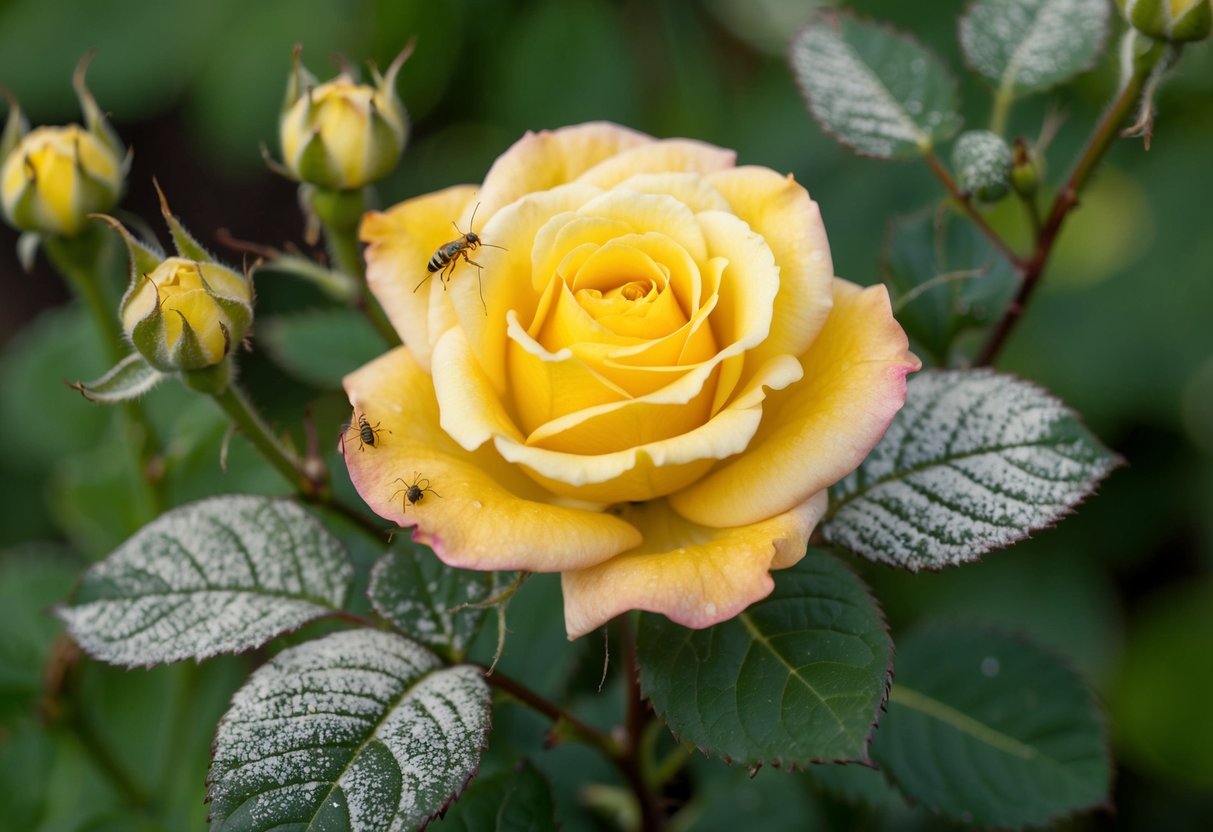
left=59, top=495, right=352, bottom=666
left=791, top=14, right=962, bottom=159
left=208, top=629, right=492, bottom=832
left=960, top=0, right=1110, bottom=94
left=638, top=551, right=892, bottom=768
left=824, top=369, right=1118, bottom=569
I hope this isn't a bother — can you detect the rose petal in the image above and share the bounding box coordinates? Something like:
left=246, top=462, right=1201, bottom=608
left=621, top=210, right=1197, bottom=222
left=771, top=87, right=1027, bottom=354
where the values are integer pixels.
left=707, top=167, right=835, bottom=370
left=561, top=490, right=828, bottom=639
left=343, top=346, right=641, bottom=571
left=669, top=279, right=921, bottom=528
left=476, top=122, right=652, bottom=221
left=613, top=172, right=733, bottom=213
left=574, top=140, right=737, bottom=190
left=361, top=185, right=477, bottom=370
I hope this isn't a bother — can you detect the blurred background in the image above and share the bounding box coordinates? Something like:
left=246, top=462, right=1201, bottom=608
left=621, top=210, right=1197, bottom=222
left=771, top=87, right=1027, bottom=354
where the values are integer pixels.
left=1, top=0, right=1210, bottom=829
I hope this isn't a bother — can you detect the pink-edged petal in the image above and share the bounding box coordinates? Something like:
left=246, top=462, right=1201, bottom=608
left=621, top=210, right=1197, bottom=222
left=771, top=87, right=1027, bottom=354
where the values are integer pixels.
left=707, top=167, right=835, bottom=369
left=476, top=122, right=652, bottom=220
left=561, top=490, right=828, bottom=639
left=669, top=279, right=921, bottom=528
left=343, top=347, right=640, bottom=572
left=361, top=185, right=477, bottom=370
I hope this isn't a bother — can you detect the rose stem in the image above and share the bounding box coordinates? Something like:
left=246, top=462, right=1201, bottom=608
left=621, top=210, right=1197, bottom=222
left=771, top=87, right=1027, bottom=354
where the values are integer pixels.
left=976, top=41, right=1166, bottom=366
left=921, top=149, right=1027, bottom=268
left=617, top=614, right=666, bottom=831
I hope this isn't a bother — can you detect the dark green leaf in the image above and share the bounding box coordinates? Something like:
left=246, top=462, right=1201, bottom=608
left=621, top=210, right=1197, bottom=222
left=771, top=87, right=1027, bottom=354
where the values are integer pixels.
left=369, top=541, right=495, bottom=662
left=429, top=761, right=556, bottom=832
left=261, top=308, right=387, bottom=388
left=59, top=495, right=352, bottom=665
left=208, top=629, right=491, bottom=831
left=638, top=550, right=891, bottom=766
left=791, top=14, right=962, bottom=159
left=960, top=0, right=1110, bottom=95
left=824, top=370, right=1120, bottom=569
left=872, top=624, right=1111, bottom=826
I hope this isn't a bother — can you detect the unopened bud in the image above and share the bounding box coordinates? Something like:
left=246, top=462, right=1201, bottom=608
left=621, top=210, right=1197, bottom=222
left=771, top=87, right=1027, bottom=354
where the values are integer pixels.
left=1116, top=0, right=1212, bottom=42
left=274, top=42, right=413, bottom=190
left=952, top=130, right=1012, bottom=203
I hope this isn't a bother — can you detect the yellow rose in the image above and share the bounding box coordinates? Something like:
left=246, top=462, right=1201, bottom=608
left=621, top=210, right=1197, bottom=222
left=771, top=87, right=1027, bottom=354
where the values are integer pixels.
left=344, top=123, right=919, bottom=638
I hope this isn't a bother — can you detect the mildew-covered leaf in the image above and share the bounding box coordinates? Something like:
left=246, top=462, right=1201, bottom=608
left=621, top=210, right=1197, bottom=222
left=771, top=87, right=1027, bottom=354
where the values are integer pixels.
left=208, top=629, right=491, bottom=832
left=824, top=370, right=1119, bottom=569
left=791, top=14, right=962, bottom=159
left=960, top=0, right=1110, bottom=95
left=369, top=543, right=495, bottom=662
left=59, top=495, right=352, bottom=666
left=638, top=550, right=891, bottom=767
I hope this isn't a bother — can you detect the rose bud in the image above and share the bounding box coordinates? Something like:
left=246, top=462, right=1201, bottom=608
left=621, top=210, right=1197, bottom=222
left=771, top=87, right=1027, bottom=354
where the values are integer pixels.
left=1116, top=0, right=1212, bottom=42
left=952, top=130, right=1012, bottom=203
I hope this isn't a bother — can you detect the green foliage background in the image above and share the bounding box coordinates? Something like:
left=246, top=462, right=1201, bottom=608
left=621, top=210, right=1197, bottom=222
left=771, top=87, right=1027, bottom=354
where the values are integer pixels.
left=0, top=0, right=1211, bottom=828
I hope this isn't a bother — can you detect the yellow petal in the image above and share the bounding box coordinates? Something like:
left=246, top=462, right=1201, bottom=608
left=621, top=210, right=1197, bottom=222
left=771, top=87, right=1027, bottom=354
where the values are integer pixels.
left=361, top=185, right=477, bottom=371
left=574, top=139, right=736, bottom=190
left=476, top=122, right=652, bottom=220
left=561, top=491, right=828, bottom=639
left=707, top=167, right=835, bottom=370
left=343, top=347, right=642, bottom=571
left=612, top=172, right=733, bottom=213
left=670, top=279, right=921, bottom=528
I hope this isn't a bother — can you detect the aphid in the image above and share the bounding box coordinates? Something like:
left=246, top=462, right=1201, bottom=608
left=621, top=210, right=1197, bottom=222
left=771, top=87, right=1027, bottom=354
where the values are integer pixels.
left=392, top=473, right=441, bottom=511
left=415, top=203, right=506, bottom=314
left=342, top=412, right=390, bottom=452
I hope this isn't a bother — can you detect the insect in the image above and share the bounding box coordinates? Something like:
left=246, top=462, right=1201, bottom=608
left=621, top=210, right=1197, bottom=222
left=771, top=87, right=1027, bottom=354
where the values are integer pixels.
left=415, top=203, right=506, bottom=314
left=342, top=412, right=390, bottom=452
left=392, top=473, right=441, bottom=512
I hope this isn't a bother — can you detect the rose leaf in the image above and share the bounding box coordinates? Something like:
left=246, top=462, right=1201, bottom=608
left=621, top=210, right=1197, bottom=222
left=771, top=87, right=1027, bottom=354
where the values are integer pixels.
left=790, top=13, right=963, bottom=159
left=58, top=495, right=353, bottom=666
left=368, top=541, right=496, bottom=663
left=208, top=629, right=491, bottom=831
left=872, top=623, right=1111, bottom=826
left=638, top=549, right=892, bottom=767
left=960, top=0, right=1111, bottom=96
left=823, top=369, right=1120, bottom=570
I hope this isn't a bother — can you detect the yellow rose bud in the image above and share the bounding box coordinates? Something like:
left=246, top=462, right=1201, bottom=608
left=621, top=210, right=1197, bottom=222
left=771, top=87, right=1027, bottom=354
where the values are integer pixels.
left=1, top=54, right=127, bottom=237
left=276, top=43, right=413, bottom=190
left=1116, top=0, right=1212, bottom=42
left=121, top=258, right=253, bottom=371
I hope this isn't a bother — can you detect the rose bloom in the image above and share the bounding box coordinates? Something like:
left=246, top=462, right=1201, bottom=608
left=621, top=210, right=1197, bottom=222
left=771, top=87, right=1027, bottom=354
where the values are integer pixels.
left=343, top=122, right=919, bottom=639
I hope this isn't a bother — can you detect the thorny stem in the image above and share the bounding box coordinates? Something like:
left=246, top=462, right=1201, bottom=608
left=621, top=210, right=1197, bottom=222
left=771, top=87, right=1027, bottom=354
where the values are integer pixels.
left=922, top=150, right=1027, bottom=268
left=976, top=48, right=1158, bottom=366
left=483, top=670, right=619, bottom=755
left=617, top=615, right=665, bottom=831
left=45, top=231, right=163, bottom=516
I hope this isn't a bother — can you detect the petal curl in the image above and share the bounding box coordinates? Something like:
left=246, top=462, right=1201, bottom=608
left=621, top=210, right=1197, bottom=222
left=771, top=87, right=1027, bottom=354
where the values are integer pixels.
left=343, top=347, right=641, bottom=571
left=573, top=140, right=737, bottom=189
left=361, top=185, right=477, bottom=370
left=476, top=122, right=652, bottom=220
left=561, top=491, right=828, bottom=639
left=669, top=280, right=920, bottom=528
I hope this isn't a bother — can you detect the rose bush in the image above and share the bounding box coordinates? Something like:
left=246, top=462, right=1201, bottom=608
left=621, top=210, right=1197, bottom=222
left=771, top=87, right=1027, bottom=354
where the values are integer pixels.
left=343, top=122, right=919, bottom=638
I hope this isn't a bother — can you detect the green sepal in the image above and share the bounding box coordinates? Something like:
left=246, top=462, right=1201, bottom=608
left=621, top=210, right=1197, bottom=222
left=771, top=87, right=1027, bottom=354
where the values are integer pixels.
left=73, top=154, right=121, bottom=217
left=16, top=231, right=39, bottom=271
left=295, top=129, right=338, bottom=189
left=282, top=43, right=318, bottom=113
left=153, top=180, right=214, bottom=263
left=8, top=167, right=42, bottom=232
left=98, top=214, right=167, bottom=316
left=171, top=311, right=222, bottom=370
left=1171, top=0, right=1213, bottom=41
left=259, top=142, right=296, bottom=181
left=196, top=269, right=254, bottom=343
left=130, top=308, right=174, bottom=371
left=372, top=38, right=416, bottom=92
left=69, top=352, right=165, bottom=403
left=73, top=51, right=124, bottom=164
left=364, top=103, right=405, bottom=183
left=1, top=86, right=28, bottom=161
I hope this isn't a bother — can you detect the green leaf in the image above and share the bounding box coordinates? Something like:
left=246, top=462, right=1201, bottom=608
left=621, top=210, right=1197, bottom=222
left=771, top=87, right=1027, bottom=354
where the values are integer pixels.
left=59, top=495, right=352, bottom=666
left=429, top=761, right=556, bottom=832
left=872, top=624, right=1111, bottom=827
left=959, top=0, right=1111, bottom=95
left=824, top=369, right=1120, bottom=569
left=790, top=13, right=962, bottom=159
left=69, top=353, right=165, bottom=403
left=261, top=308, right=386, bottom=388
left=638, top=550, right=891, bottom=766
left=208, top=629, right=491, bottom=831
left=369, top=541, right=495, bottom=662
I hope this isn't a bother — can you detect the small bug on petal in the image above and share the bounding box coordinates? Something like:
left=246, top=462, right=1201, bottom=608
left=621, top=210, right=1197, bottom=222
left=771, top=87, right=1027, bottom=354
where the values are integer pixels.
left=392, top=473, right=441, bottom=511
left=342, top=413, right=390, bottom=452
left=414, top=203, right=506, bottom=314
